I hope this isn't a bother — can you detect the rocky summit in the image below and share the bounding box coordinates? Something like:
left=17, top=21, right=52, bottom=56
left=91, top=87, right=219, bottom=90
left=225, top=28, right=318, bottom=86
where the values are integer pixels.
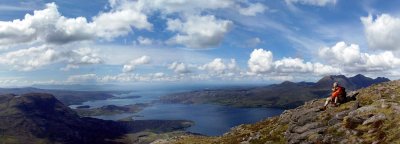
left=0, top=93, right=124, bottom=143
left=157, top=80, right=400, bottom=144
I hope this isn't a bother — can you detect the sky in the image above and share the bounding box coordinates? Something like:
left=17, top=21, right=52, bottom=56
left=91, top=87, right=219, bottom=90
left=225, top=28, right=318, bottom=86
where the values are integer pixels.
left=0, top=0, right=400, bottom=86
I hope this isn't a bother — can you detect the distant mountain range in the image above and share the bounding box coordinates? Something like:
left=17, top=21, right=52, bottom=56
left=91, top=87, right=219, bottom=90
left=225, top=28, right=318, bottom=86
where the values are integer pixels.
left=31, top=84, right=122, bottom=91
left=160, top=74, right=390, bottom=109
left=0, top=93, right=192, bottom=143
left=313, top=74, right=390, bottom=90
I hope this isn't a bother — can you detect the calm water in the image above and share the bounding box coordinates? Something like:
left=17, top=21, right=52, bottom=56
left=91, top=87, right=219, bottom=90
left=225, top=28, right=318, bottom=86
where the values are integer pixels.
left=70, top=89, right=284, bottom=136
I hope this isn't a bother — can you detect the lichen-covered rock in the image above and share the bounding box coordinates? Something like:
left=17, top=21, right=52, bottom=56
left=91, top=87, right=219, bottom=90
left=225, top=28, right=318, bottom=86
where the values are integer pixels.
left=292, top=122, right=323, bottom=134
left=362, top=113, right=386, bottom=125
left=343, top=115, right=365, bottom=129
left=348, top=105, right=377, bottom=116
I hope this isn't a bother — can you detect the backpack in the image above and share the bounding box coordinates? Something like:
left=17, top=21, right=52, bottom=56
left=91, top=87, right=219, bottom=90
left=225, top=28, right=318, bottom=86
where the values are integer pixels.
left=339, top=87, right=347, bottom=102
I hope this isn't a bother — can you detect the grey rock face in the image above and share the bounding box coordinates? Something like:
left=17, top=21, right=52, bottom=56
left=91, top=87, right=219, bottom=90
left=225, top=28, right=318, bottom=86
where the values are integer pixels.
left=283, top=90, right=369, bottom=144
left=362, top=113, right=386, bottom=125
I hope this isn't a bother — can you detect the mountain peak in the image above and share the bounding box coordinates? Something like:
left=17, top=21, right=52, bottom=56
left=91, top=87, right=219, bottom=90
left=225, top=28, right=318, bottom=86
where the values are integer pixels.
left=315, top=74, right=355, bottom=90
left=349, top=74, right=390, bottom=89
left=314, top=74, right=390, bottom=90
left=0, top=93, right=193, bottom=143
left=352, top=74, right=368, bottom=78
left=0, top=93, right=124, bottom=143
left=7, top=93, right=78, bottom=118
left=375, top=77, right=390, bottom=82
left=281, top=81, right=296, bottom=85
left=318, top=75, right=350, bottom=83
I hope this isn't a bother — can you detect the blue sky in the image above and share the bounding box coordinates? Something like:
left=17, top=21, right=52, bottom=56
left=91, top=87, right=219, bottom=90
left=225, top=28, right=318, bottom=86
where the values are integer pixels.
left=0, top=0, right=400, bottom=86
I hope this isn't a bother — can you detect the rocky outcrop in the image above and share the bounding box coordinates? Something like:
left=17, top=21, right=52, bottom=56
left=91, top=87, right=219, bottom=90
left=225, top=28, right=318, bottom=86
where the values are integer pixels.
left=283, top=92, right=359, bottom=143
left=0, top=93, right=122, bottom=143
left=0, top=93, right=193, bottom=144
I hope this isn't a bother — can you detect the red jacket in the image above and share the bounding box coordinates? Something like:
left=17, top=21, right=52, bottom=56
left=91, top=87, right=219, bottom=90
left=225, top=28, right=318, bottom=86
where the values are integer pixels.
left=331, top=86, right=343, bottom=99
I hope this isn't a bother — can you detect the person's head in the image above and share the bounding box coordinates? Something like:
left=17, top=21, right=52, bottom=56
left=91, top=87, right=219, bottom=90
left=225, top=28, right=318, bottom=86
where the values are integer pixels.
left=333, top=82, right=339, bottom=88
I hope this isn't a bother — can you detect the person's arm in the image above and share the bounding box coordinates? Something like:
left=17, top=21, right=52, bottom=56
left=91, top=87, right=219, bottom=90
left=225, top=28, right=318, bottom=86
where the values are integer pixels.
left=331, top=87, right=341, bottom=98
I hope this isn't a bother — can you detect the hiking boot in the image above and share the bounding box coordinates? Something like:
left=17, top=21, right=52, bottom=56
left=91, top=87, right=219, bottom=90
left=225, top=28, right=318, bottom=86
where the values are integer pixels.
left=319, top=106, right=327, bottom=111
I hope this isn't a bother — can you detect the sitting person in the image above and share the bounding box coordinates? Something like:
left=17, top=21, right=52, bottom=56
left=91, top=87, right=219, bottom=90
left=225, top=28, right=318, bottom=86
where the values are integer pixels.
left=322, top=82, right=346, bottom=110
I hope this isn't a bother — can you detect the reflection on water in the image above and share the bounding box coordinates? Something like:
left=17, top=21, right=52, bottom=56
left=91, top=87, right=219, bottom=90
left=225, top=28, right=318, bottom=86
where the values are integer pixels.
left=71, top=89, right=284, bottom=136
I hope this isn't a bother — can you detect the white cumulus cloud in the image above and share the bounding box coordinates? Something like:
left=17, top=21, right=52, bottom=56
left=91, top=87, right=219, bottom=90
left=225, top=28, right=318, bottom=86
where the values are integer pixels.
left=166, top=15, right=233, bottom=48
left=319, top=41, right=400, bottom=72
left=0, top=0, right=266, bottom=50
left=93, top=0, right=152, bottom=39
left=0, top=45, right=102, bottom=71
left=238, top=3, right=267, bottom=16
left=361, top=14, right=400, bottom=51
left=0, top=3, right=93, bottom=46
left=199, top=58, right=237, bottom=74
left=136, top=36, right=153, bottom=45
left=274, top=58, right=340, bottom=75
left=318, top=41, right=362, bottom=64
left=61, top=47, right=103, bottom=71
left=248, top=48, right=340, bottom=76
left=0, top=2, right=151, bottom=47
left=0, top=45, right=60, bottom=71
left=168, top=61, right=191, bottom=73
left=274, top=58, right=313, bottom=73
left=122, top=55, right=151, bottom=73
left=248, top=49, right=274, bottom=74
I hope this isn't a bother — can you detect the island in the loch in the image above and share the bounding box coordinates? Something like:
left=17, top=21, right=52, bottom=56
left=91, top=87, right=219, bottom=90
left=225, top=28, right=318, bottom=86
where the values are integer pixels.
left=74, top=103, right=150, bottom=117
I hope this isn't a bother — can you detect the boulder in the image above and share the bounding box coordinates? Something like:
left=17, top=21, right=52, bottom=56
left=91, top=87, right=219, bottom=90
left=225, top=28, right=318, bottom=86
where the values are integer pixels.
left=343, top=116, right=364, bottom=129
left=348, top=105, right=377, bottom=116
left=292, top=122, right=323, bottom=134
left=362, top=113, right=386, bottom=125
